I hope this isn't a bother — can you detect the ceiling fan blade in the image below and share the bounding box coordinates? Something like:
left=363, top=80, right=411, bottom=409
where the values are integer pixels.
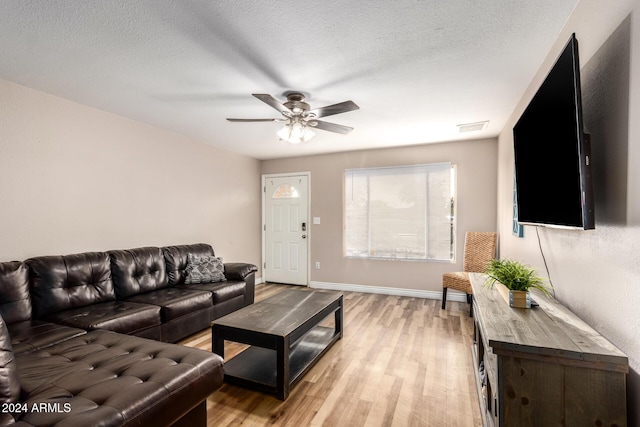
left=309, top=100, right=359, bottom=118
left=308, top=120, right=354, bottom=134
left=226, top=118, right=281, bottom=122
left=252, top=94, right=292, bottom=115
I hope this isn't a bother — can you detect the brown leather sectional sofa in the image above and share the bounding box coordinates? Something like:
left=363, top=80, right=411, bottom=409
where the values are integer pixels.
left=0, top=243, right=258, bottom=426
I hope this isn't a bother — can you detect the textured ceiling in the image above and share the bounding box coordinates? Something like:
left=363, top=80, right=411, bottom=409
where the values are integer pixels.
left=0, top=1, right=579, bottom=159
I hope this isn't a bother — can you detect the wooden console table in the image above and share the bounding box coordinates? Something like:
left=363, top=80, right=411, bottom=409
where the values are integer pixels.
left=469, top=273, right=628, bottom=426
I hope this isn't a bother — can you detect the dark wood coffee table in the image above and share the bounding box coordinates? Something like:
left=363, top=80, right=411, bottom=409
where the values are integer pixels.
left=211, top=289, right=343, bottom=400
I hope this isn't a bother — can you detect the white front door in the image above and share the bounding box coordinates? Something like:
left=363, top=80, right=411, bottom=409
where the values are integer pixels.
left=264, top=174, right=309, bottom=285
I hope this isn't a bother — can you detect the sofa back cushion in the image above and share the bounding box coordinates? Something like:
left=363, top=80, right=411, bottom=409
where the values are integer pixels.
left=27, top=252, right=115, bottom=319
left=0, top=261, right=32, bottom=323
left=0, top=314, right=20, bottom=410
left=163, top=244, right=215, bottom=286
left=109, top=247, right=168, bottom=299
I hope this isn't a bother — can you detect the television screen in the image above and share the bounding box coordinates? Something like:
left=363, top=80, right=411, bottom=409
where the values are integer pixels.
left=513, top=33, right=594, bottom=230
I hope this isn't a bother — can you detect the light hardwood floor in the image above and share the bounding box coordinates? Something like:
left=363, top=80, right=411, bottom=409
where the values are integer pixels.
left=179, top=283, right=482, bottom=427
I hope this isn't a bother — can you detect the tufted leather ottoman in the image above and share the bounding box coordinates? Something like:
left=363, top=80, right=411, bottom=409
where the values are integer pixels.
left=13, top=330, right=223, bottom=426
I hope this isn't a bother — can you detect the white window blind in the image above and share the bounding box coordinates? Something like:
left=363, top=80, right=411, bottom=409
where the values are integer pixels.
left=344, top=163, right=454, bottom=261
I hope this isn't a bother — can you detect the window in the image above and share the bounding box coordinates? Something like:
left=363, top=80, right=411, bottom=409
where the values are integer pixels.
left=272, top=184, right=300, bottom=199
left=344, top=163, right=455, bottom=261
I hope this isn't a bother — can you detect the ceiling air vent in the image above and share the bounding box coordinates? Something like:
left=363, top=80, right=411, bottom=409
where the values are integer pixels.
left=457, top=120, right=489, bottom=133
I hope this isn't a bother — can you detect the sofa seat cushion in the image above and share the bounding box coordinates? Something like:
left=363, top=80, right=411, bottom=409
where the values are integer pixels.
left=14, top=330, right=224, bottom=427
left=44, top=301, right=161, bottom=335
left=181, top=280, right=246, bottom=304
left=7, top=320, right=86, bottom=355
left=213, top=294, right=247, bottom=319
left=125, top=288, right=212, bottom=322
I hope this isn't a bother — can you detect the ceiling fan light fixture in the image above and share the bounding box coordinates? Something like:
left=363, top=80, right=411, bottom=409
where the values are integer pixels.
left=277, top=121, right=315, bottom=144
left=227, top=92, right=359, bottom=143
left=277, top=115, right=315, bottom=144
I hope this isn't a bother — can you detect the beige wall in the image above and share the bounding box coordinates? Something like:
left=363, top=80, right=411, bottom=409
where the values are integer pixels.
left=496, top=0, right=640, bottom=421
left=261, top=138, right=497, bottom=294
left=0, top=79, right=262, bottom=268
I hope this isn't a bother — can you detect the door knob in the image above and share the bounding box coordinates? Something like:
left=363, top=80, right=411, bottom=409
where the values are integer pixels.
left=302, top=234, right=307, bottom=239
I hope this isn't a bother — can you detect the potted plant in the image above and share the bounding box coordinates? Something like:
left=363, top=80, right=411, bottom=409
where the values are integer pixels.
left=483, top=258, right=551, bottom=308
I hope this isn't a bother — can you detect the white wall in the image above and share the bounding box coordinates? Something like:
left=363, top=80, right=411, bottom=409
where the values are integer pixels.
left=496, top=0, right=639, bottom=421
left=0, top=78, right=262, bottom=268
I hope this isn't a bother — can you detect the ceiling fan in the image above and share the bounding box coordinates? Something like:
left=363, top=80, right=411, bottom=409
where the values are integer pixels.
left=226, top=92, right=359, bottom=144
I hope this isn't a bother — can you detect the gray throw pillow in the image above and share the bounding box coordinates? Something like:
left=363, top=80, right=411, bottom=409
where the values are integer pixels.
left=184, top=253, right=226, bottom=284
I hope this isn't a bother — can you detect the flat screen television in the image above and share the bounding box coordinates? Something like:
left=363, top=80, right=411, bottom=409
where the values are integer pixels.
left=513, top=33, right=594, bottom=230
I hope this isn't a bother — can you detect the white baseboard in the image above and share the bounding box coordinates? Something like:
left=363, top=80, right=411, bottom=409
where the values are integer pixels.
left=308, top=281, right=467, bottom=302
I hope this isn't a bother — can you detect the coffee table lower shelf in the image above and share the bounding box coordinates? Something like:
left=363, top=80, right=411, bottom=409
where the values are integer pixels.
left=223, top=326, right=339, bottom=396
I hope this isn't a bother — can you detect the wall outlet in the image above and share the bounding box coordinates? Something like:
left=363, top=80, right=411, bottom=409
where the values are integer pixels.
left=315, top=261, right=320, bottom=269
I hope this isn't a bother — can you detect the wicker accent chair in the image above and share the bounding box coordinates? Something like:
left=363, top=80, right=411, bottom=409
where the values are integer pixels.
left=441, top=231, right=497, bottom=316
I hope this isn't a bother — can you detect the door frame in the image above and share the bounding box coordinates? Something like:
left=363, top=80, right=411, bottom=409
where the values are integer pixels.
left=261, top=172, right=311, bottom=286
